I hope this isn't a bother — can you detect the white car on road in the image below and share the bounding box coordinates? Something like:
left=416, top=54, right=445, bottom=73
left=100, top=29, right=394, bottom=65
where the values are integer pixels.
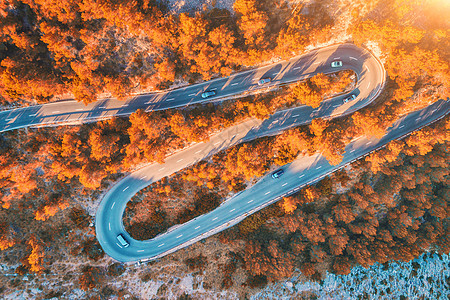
left=331, top=60, right=343, bottom=68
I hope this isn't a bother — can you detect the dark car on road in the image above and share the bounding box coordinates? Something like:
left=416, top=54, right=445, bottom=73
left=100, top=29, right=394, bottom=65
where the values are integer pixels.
left=201, top=90, right=216, bottom=99
left=343, top=94, right=357, bottom=103
left=272, top=169, right=284, bottom=179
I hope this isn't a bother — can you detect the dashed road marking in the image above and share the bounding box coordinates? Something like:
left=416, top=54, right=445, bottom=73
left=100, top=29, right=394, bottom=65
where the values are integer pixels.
left=313, top=62, right=320, bottom=65
left=212, top=217, right=218, bottom=221
left=231, top=83, right=239, bottom=86
left=316, top=166, right=322, bottom=170
left=195, top=226, right=201, bottom=229
left=99, top=106, right=107, bottom=109
left=5, top=118, right=13, bottom=121
left=214, top=141, right=221, bottom=145
left=367, top=82, right=371, bottom=88
left=176, top=234, right=183, bottom=238
left=292, top=114, right=300, bottom=117
left=350, top=57, right=358, bottom=60
left=109, top=223, right=111, bottom=230
left=247, top=200, right=254, bottom=203
left=431, top=109, right=436, bottom=113
left=167, top=98, right=175, bottom=101
left=366, top=141, right=372, bottom=145
left=188, top=93, right=196, bottom=96
left=123, top=186, right=129, bottom=192
left=264, top=191, right=271, bottom=195
left=76, top=108, right=83, bottom=111
left=399, top=125, right=405, bottom=129
left=159, top=167, right=166, bottom=171
left=140, top=175, right=147, bottom=180
left=282, top=183, right=288, bottom=186
left=299, top=174, right=304, bottom=178
left=137, top=250, right=144, bottom=252
left=416, top=117, right=421, bottom=121
left=210, top=88, right=217, bottom=91
left=334, top=57, right=341, bottom=59
left=293, top=66, right=301, bottom=70
left=116, top=243, right=123, bottom=248
left=52, top=111, right=61, bottom=113
left=111, top=202, right=115, bottom=209
left=177, top=159, right=183, bottom=162
left=366, top=66, right=370, bottom=72
left=230, top=208, right=235, bottom=212
left=350, top=149, right=356, bottom=153
left=272, top=72, right=280, bottom=75
left=158, top=243, right=164, bottom=247
left=333, top=104, right=340, bottom=108
left=29, top=113, right=37, bottom=117
left=195, top=150, right=202, bottom=154
left=121, top=104, right=128, bottom=107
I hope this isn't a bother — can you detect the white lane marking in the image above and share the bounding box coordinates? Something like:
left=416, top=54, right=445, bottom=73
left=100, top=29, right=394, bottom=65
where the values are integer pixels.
left=137, top=250, right=144, bottom=252
left=167, top=98, right=175, bottom=101
left=272, top=72, right=280, bottom=75
left=214, top=141, right=221, bottom=145
left=334, top=57, right=341, bottom=59
left=231, top=83, right=239, bottom=86
left=76, top=108, right=83, bottom=111
left=177, top=159, right=183, bottom=162
left=366, top=141, right=372, bottom=145
left=282, top=183, right=288, bottom=187
left=399, top=125, right=405, bottom=129
left=195, top=150, right=202, bottom=154
left=230, top=208, right=235, bottom=212
left=29, top=113, right=37, bottom=117
left=293, top=66, right=301, bottom=70
left=264, top=191, right=271, bottom=195
left=123, top=186, right=129, bottom=192
left=313, top=62, right=320, bottom=65
left=350, top=149, right=356, bottom=153
left=299, top=174, right=304, bottom=178
left=366, top=66, right=370, bottom=72
left=116, top=243, right=123, bottom=248
left=431, top=109, right=436, bottom=113
left=195, top=226, right=201, bottom=229
left=212, top=217, right=218, bottom=221
left=121, top=104, right=128, bottom=107
left=367, top=82, right=371, bottom=88
left=98, top=106, right=107, bottom=109
left=333, top=104, right=340, bottom=108
left=248, top=200, right=254, bottom=203
left=158, top=243, right=164, bottom=247
left=145, top=101, right=152, bottom=104
left=140, top=175, right=147, bottom=180
left=159, top=167, right=166, bottom=171
left=111, top=202, right=115, bottom=209
left=416, top=117, right=421, bottom=121
left=292, top=114, right=300, bottom=117
left=5, top=118, right=13, bottom=121
left=52, top=111, right=61, bottom=113
left=210, top=88, right=217, bottom=91
left=316, top=166, right=322, bottom=170
left=176, top=234, right=183, bottom=238
left=350, top=57, right=358, bottom=60
left=109, top=223, right=111, bottom=230
left=188, top=93, right=196, bottom=96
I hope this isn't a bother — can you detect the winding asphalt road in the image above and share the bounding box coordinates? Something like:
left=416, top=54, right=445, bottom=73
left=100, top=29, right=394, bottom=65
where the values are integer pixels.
left=94, top=44, right=390, bottom=262
left=1, top=43, right=446, bottom=263
left=0, top=44, right=379, bottom=132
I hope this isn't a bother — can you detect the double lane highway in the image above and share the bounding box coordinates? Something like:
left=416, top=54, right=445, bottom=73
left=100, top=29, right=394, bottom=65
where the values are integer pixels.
left=2, top=43, right=446, bottom=263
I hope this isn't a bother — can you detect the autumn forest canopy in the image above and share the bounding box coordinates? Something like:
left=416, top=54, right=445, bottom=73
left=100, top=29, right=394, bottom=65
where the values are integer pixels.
left=0, top=0, right=449, bottom=297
